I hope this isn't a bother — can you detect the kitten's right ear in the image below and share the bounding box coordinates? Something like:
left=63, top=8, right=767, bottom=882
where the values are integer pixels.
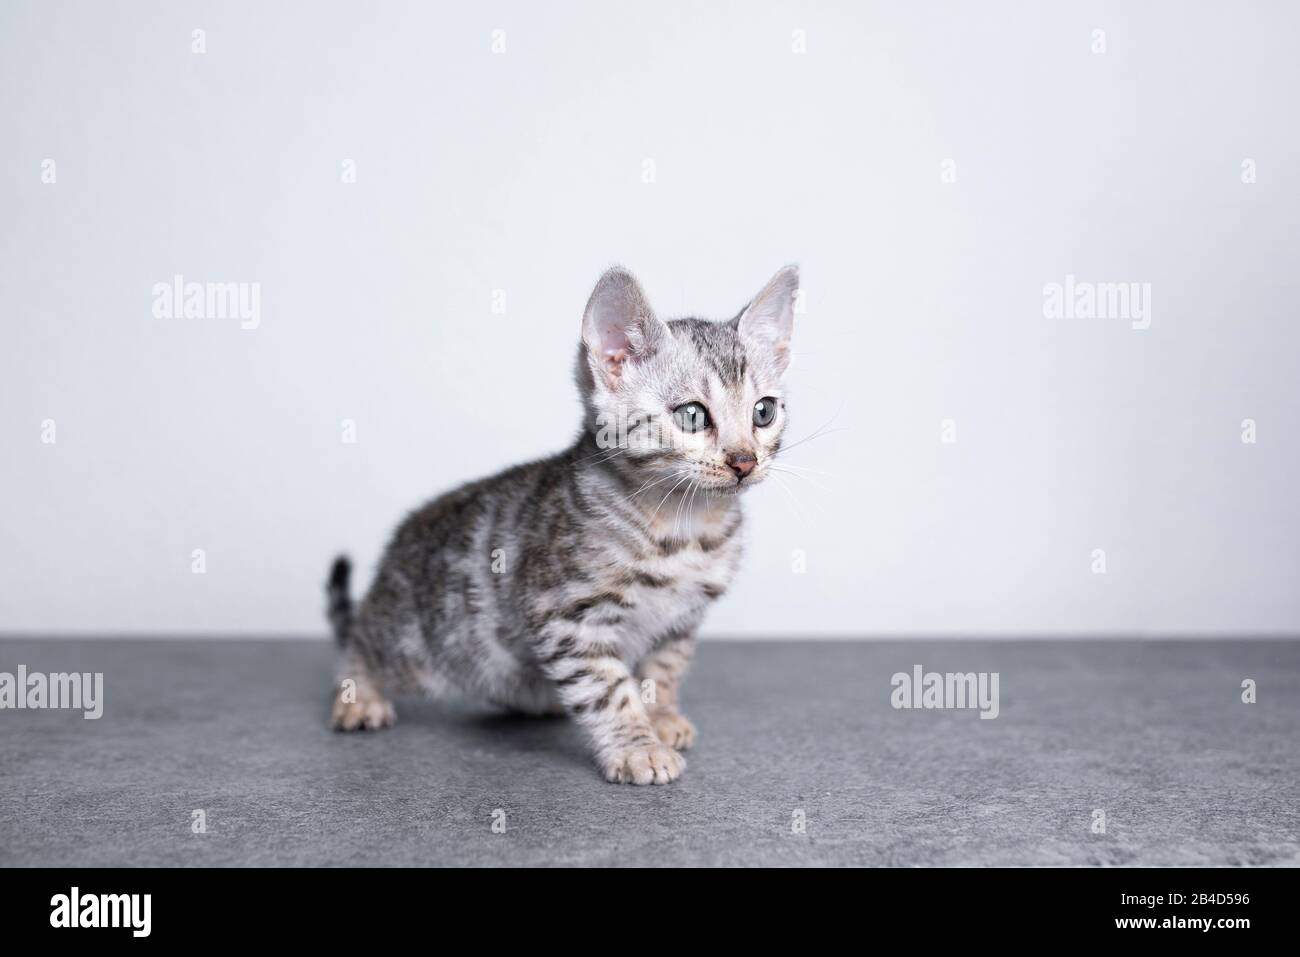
left=581, top=267, right=666, bottom=391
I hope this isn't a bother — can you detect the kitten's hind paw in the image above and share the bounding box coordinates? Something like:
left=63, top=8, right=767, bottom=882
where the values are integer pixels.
left=601, top=743, right=685, bottom=785
left=651, top=711, right=697, bottom=750
left=331, top=688, right=396, bottom=732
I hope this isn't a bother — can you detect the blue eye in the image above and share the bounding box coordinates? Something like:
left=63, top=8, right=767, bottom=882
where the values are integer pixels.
left=753, top=397, right=778, bottom=427
left=673, top=402, right=711, bottom=433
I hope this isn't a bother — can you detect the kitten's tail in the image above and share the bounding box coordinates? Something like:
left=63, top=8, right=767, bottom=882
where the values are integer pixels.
left=326, top=555, right=354, bottom=646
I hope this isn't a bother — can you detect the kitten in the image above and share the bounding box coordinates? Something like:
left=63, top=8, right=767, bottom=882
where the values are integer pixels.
left=328, top=265, right=798, bottom=784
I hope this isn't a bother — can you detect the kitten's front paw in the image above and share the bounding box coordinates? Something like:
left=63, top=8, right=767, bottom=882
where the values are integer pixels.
left=331, top=688, right=396, bottom=732
left=601, top=743, right=685, bottom=785
left=651, top=710, right=697, bottom=750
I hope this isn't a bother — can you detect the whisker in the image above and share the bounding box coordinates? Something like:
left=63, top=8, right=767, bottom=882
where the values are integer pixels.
left=768, top=466, right=832, bottom=513
left=647, top=472, right=695, bottom=528
left=768, top=461, right=839, bottom=478
left=768, top=471, right=811, bottom=525
left=577, top=444, right=629, bottom=466
left=774, top=401, right=847, bottom=458
left=621, top=469, right=686, bottom=504
left=775, top=425, right=848, bottom=456
left=672, top=478, right=697, bottom=539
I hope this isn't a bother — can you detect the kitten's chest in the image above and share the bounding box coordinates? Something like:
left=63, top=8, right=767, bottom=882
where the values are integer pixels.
left=613, top=509, right=744, bottom=653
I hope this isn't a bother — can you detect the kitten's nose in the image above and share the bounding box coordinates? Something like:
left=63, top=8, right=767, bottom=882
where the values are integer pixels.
left=726, top=451, right=757, bottom=480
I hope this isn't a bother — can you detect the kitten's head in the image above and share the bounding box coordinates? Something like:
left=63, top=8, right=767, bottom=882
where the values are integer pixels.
left=576, top=265, right=798, bottom=494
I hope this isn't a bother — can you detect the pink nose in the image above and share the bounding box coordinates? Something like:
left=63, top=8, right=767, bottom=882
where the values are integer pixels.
left=726, top=452, right=757, bottom=480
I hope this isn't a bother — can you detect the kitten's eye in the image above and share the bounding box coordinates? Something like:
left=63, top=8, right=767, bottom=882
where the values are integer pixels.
left=753, top=397, right=779, bottom=428
left=673, top=402, right=711, bottom=433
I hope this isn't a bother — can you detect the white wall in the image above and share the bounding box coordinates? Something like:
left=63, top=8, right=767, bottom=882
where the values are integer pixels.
left=2, top=1, right=1297, bottom=637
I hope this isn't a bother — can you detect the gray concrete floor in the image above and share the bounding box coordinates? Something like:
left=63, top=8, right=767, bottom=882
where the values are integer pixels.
left=0, top=638, right=1296, bottom=866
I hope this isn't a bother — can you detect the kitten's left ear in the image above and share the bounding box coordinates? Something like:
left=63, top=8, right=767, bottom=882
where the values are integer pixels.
left=737, top=264, right=798, bottom=374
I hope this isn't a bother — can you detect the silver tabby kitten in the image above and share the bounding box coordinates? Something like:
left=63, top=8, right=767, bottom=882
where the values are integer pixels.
left=328, top=264, right=798, bottom=784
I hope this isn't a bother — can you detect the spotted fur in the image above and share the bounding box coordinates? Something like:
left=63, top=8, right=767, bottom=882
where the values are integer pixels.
left=328, top=265, right=798, bottom=784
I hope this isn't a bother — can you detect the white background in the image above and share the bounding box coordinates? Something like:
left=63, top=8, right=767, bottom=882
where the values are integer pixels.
left=2, top=1, right=1297, bottom=637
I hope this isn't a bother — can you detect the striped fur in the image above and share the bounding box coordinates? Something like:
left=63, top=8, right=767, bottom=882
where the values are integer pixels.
left=329, top=265, right=798, bottom=783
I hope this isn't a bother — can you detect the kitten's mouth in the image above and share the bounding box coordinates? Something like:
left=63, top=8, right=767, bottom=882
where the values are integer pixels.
left=652, top=467, right=763, bottom=496
left=713, top=475, right=760, bottom=495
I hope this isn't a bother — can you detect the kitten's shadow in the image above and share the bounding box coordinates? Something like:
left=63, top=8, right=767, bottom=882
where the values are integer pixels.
left=396, top=697, right=588, bottom=767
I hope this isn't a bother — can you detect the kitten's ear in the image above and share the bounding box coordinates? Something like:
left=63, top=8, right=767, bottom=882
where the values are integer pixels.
left=581, top=267, right=666, bottom=391
left=737, top=264, right=799, bottom=374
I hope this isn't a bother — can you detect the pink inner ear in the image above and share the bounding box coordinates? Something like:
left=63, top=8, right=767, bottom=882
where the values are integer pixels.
left=597, top=315, right=633, bottom=381
left=598, top=317, right=632, bottom=354
left=603, top=346, right=628, bottom=376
